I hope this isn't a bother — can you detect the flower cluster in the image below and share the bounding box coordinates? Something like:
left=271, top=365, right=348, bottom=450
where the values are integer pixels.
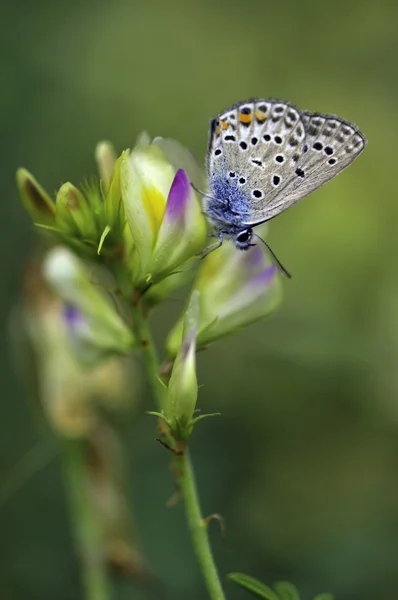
left=17, top=132, right=282, bottom=441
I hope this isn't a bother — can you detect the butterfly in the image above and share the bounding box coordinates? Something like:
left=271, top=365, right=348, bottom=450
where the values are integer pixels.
left=203, top=98, right=367, bottom=276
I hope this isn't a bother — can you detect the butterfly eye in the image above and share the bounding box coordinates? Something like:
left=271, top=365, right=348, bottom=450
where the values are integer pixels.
left=236, top=229, right=252, bottom=244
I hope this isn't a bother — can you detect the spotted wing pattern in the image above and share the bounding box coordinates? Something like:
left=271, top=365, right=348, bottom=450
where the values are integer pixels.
left=207, top=98, right=366, bottom=225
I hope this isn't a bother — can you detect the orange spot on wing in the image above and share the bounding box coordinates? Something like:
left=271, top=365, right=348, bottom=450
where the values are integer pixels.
left=255, top=110, right=267, bottom=122
left=239, top=112, right=252, bottom=124
left=216, top=126, right=221, bottom=135
left=221, top=121, right=229, bottom=130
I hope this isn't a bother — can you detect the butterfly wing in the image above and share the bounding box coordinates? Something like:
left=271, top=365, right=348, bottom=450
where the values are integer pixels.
left=207, top=99, right=305, bottom=221
left=207, top=99, right=367, bottom=226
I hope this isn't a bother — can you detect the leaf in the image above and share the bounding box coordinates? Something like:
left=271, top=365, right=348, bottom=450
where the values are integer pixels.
left=313, top=594, right=334, bottom=600
left=274, top=581, right=300, bottom=600
left=228, top=573, right=281, bottom=600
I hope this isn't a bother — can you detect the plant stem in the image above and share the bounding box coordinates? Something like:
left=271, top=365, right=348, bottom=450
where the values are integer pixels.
left=177, top=450, right=226, bottom=600
left=62, top=439, right=112, bottom=600
left=131, top=303, right=166, bottom=411
left=131, top=302, right=226, bottom=600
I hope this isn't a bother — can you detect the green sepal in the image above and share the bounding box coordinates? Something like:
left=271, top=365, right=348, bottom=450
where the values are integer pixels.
left=97, top=225, right=112, bottom=255
left=104, top=150, right=128, bottom=236
left=191, top=412, right=221, bottom=426
left=147, top=410, right=170, bottom=425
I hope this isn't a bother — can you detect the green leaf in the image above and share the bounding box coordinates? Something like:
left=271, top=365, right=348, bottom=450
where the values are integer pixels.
left=313, top=594, right=334, bottom=600
left=228, top=573, right=281, bottom=600
left=274, top=581, right=300, bottom=600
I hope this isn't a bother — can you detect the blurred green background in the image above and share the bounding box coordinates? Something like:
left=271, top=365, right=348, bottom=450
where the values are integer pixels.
left=2, top=0, right=398, bottom=598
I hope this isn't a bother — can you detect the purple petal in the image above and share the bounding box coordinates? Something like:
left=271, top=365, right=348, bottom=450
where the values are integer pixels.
left=63, top=304, right=84, bottom=327
left=251, top=265, right=277, bottom=288
left=245, top=245, right=266, bottom=268
left=164, top=169, right=190, bottom=223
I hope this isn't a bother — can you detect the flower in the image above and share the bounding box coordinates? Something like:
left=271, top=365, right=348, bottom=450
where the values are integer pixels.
left=167, top=241, right=282, bottom=356
left=13, top=258, right=137, bottom=437
left=43, top=247, right=135, bottom=358
left=120, top=137, right=207, bottom=289
left=17, top=136, right=207, bottom=299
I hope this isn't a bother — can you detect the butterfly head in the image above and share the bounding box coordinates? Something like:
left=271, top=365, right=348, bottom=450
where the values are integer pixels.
left=203, top=200, right=254, bottom=250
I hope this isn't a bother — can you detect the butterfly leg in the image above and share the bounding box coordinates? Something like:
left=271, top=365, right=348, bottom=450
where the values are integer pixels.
left=198, top=233, right=223, bottom=259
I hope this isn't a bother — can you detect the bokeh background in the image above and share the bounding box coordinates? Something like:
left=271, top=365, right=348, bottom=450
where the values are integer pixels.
left=2, top=0, right=398, bottom=598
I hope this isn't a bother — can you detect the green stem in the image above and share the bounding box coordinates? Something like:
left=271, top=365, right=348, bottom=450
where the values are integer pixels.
left=131, top=302, right=226, bottom=600
left=131, top=303, right=165, bottom=410
left=62, top=439, right=112, bottom=600
left=177, top=450, right=226, bottom=600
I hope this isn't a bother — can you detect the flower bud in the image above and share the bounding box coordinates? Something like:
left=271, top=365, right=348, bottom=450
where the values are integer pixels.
left=17, top=147, right=129, bottom=261
left=164, top=292, right=200, bottom=440
left=43, top=247, right=135, bottom=356
left=55, top=183, right=97, bottom=240
left=16, top=168, right=56, bottom=226
left=95, top=141, right=117, bottom=192
left=167, top=243, right=282, bottom=356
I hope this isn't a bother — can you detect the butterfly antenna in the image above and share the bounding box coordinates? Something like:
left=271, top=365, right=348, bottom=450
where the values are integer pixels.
left=190, top=182, right=207, bottom=196
left=253, top=233, right=292, bottom=279
left=190, top=182, right=218, bottom=203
